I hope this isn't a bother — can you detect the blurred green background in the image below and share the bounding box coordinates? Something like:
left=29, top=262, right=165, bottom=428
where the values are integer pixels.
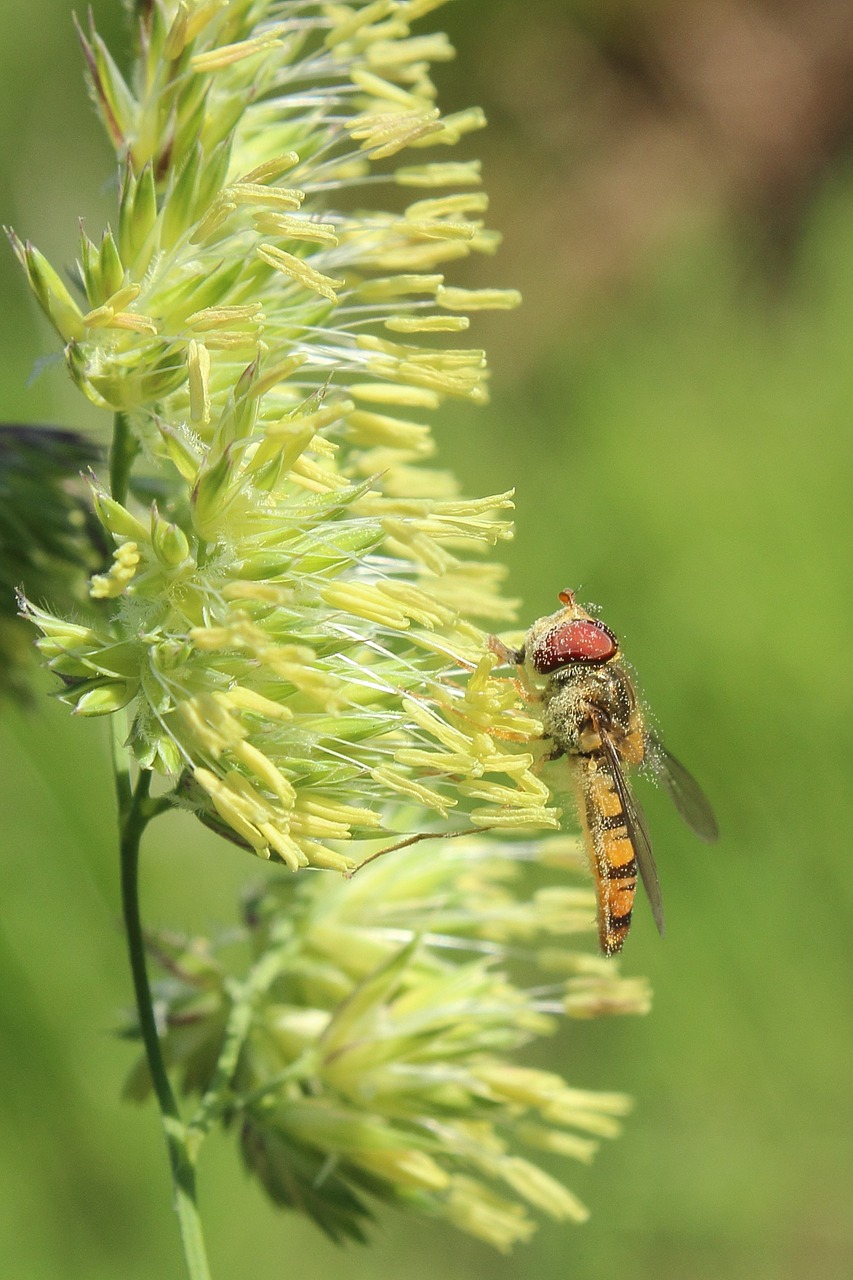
left=1, top=1, right=851, bottom=1277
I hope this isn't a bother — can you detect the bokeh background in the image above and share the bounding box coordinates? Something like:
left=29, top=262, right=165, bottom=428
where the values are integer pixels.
left=1, top=1, right=851, bottom=1277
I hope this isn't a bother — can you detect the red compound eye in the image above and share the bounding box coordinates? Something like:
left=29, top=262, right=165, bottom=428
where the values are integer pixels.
left=530, top=619, right=618, bottom=672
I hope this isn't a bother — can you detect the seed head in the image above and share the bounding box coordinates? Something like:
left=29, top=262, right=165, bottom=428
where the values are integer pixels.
left=16, top=1, right=550, bottom=865
left=127, top=836, right=650, bottom=1248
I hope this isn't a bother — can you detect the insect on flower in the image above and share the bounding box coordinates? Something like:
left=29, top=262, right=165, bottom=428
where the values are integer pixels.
left=491, top=590, right=718, bottom=955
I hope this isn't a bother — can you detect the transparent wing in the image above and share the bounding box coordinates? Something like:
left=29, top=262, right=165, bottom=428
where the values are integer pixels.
left=647, top=734, right=719, bottom=843
left=599, top=731, right=665, bottom=938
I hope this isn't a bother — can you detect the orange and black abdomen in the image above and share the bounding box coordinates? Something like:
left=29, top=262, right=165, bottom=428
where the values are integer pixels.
left=573, top=753, right=638, bottom=955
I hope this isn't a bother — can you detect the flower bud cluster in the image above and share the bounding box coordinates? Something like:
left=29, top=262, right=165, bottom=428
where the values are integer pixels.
left=15, top=0, right=550, bottom=868
left=127, top=835, right=650, bottom=1249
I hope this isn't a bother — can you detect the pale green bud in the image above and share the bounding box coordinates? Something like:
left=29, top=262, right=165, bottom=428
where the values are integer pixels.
left=162, top=142, right=208, bottom=251
left=191, top=447, right=237, bottom=538
left=118, top=163, right=158, bottom=275
left=91, top=489, right=148, bottom=542
left=74, top=13, right=136, bottom=148
left=151, top=516, right=192, bottom=569
left=7, top=233, right=86, bottom=342
left=69, top=679, right=136, bottom=716
left=98, top=229, right=125, bottom=300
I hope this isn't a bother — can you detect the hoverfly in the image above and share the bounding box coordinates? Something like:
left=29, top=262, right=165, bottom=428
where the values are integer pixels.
left=491, top=589, right=718, bottom=955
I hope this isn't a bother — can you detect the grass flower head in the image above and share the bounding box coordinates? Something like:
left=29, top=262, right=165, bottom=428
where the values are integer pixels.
left=129, top=834, right=651, bottom=1249
left=15, top=0, right=554, bottom=868
left=8, top=3, right=654, bottom=1266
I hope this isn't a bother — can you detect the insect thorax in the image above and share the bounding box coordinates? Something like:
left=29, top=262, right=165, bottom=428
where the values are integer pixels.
left=540, top=662, right=641, bottom=758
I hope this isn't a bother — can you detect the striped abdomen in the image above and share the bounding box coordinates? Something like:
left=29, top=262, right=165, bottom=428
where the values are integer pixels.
left=573, top=753, right=639, bottom=955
